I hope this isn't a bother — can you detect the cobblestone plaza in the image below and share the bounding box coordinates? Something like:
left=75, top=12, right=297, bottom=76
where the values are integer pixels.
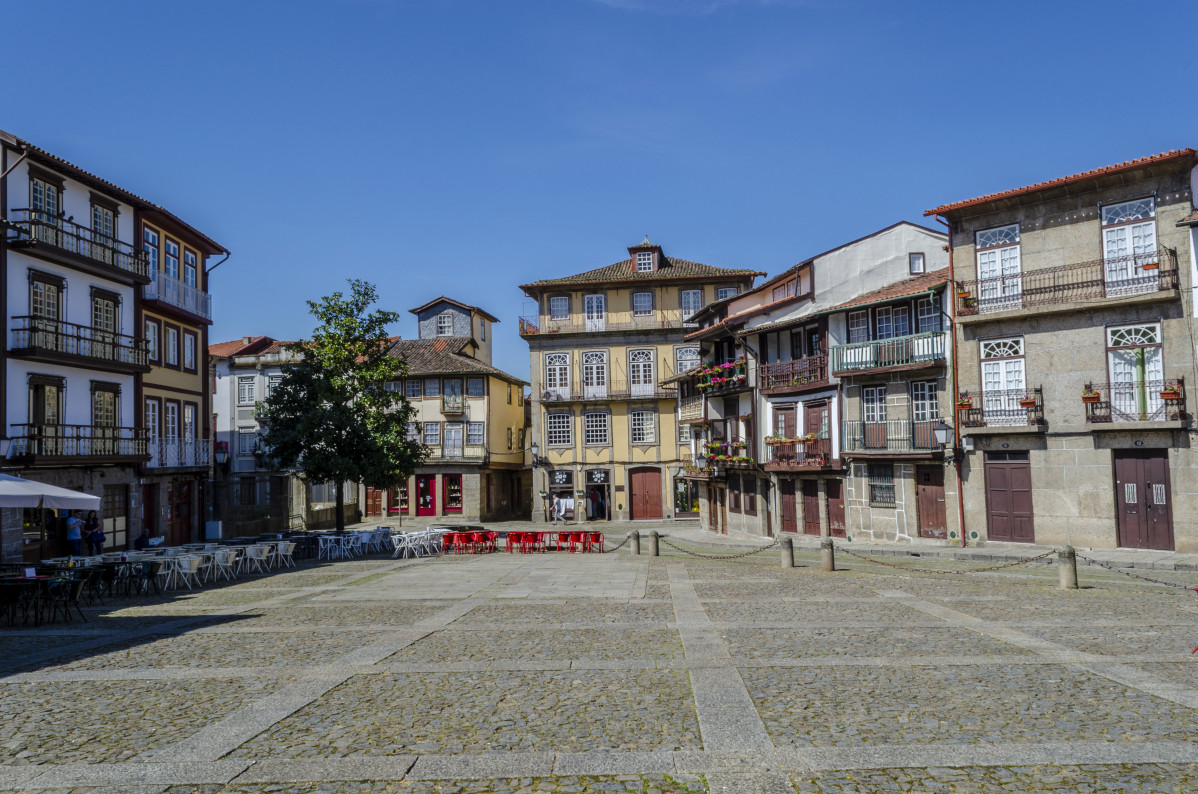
left=4, top=538, right=1198, bottom=792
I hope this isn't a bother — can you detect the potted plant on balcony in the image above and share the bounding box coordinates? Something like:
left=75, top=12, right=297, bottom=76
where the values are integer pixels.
left=1141, top=260, right=1160, bottom=271
left=957, top=289, right=971, bottom=299
left=1161, top=380, right=1182, bottom=400
left=739, top=413, right=751, bottom=422
left=764, top=433, right=787, bottom=446
left=1081, top=387, right=1101, bottom=404
left=955, top=396, right=974, bottom=410
left=1018, top=393, right=1037, bottom=408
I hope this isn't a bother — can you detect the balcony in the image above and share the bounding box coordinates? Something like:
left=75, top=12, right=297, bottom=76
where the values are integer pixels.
left=841, top=419, right=942, bottom=455
left=680, top=454, right=717, bottom=480
left=520, top=309, right=688, bottom=337
left=540, top=379, right=677, bottom=404
left=679, top=393, right=704, bottom=422
left=830, top=332, right=946, bottom=377
left=761, top=436, right=836, bottom=471
left=1083, top=378, right=1186, bottom=424
left=441, top=394, right=466, bottom=414
left=6, top=210, right=150, bottom=283
left=144, top=269, right=212, bottom=321
left=147, top=439, right=211, bottom=468
left=424, top=443, right=487, bottom=463
left=955, top=248, right=1179, bottom=320
left=7, top=424, right=149, bottom=464
left=958, top=386, right=1044, bottom=430
left=695, top=359, right=753, bottom=396
left=10, top=316, right=150, bottom=374
left=760, top=355, right=828, bottom=394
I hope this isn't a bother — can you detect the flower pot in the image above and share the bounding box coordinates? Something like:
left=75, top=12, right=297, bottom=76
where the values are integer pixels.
left=1141, top=263, right=1159, bottom=271
left=955, top=401, right=973, bottom=410
left=1082, top=394, right=1100, bottom=404
left=957, top=291, right=971, bottom=299
left=1018, top=399, right=1036, bottom=408
left=1161, top=390, right=1181, bottom=401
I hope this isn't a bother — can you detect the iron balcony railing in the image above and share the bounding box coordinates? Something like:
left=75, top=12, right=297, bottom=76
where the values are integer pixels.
left=841, top=419, right=942, bottom=453
left=762, top=436, right=832, bottom=469
left=956, top=248, right=1179, bottom=317
left=423, top=443, right=487, bottom=463
left=830, top=332, right=946, bottom=375
left=441, top=394, right=466, bottom=414
left=11, top=316, right=149, bottom=369
left=759, top=355, right=828, bottom=392
left=147, top=438, right=211, bottom=468
left=145, top=269, right=212, bottom=320
left=7, top=209, right=150, bottom=279
left=1083, top=377, right=1186, bottom=423
left=520, top=309, right=688, bottom=336
left=958, top=386, right=1044, bottom=428
left=8, top=424, right=149, bottom=460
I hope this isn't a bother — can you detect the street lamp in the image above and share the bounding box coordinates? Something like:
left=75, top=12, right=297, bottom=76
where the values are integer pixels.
left=530, top=441, right=547, bottom=469
left=932, top=420, right=952, bottom=447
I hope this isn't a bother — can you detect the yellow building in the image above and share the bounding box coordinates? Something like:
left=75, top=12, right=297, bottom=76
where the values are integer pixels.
left=519, top=238, right=762, bottom=522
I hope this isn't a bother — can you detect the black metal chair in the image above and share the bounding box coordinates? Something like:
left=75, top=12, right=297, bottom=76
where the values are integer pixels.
left=47, top=577, right=88, bottom=624
left=131, top=560, right=163, bottom=596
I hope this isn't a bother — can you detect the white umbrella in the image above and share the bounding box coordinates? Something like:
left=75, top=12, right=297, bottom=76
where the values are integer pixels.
left=0, top=472, right=101, bottom=510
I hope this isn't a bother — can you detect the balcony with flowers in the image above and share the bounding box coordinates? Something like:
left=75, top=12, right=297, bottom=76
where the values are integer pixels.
left=701, top=439, right=755, bottom=468
left=761, top=432, right=835, bottom=471
left=694, top=358, right=753, bottom=396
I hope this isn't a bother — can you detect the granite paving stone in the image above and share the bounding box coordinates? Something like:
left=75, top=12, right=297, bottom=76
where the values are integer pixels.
left=721, top=625, right=1034, bottom=659
left=387, top=628, right=683, bottom=662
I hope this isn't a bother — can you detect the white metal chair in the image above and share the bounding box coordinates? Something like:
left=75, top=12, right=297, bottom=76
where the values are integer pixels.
left=276, top=541, right=297, bottom=568
left=243, top=545, right=269, bottom=575
left=318, top=535, right=340, bottom=561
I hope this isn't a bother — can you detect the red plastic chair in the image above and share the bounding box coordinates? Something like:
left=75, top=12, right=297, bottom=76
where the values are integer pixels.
left=585, top=532, right=603, bottom=553
left=506, top=532, right=522, bottom=553
left=520, top=531, right=545, bottom=554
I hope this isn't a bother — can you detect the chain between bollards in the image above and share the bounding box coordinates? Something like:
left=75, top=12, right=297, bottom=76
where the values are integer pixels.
left=1058, top=545, right=1078, bottom=590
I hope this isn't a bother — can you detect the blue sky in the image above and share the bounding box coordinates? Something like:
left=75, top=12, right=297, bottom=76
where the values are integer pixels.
left=5, top=0, right=1196, bottom=379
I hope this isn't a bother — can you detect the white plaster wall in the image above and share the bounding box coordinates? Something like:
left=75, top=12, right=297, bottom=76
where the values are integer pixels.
left=6, top=160, right=136, bottom=245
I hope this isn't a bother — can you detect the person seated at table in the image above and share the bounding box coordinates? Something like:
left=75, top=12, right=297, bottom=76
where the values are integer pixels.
left=65, top=511, right=83, bottom=555
left=133, top=530, right=151, bottom=551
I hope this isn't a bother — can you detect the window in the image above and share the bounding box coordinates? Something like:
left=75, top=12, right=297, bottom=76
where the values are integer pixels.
left=912, top=381, right=937, bottom=422
left=583, top=351, right=608, bottom=398
left=892, top=306, right=910, bottom=338
left=145, top=399, right=160, bottom=443
left=480, top=320, right=486, bottom=341
left=717, top=287, right=738, bottom=300
left=549, top=296, right=569, bottom=319
left=629, top=349, right=655, bottom=397
left=183, top=249, right=198, bottom=287
left=507, top=427, right=514, bottom=450
left=909, top=252, right=925, bottom=274
left=680, top=289, right=703, bottom=320
left=848, top=310, right=870, bottom=343
left=398, top=479, right=409, bottom=511
left=405, top=380, right=422, bottom=399
left=238, top=429, right=257, bottom=455
left=183, top=332, right=197, bottom=371
left=165, top=326, right=179, bottom=366
left=584, top=412, right=610, bottom=445
left=980, top=337, right=1026, bottom=425
left=674, top=477, right=699, bottom=515
left=445, top=422, right=463, bottom=454
left=868, top=463, right=895, bottom=507
left=678, top=422, right=692, bottom=442
left=772, top=279, right=797, bottom=302
left=676, top=346, right=701, bottom=375
left=92, top=292, right=117, bottom=334
left=863, top=386, right=887, bottom=423
left=975, top=223, right=1022, bottom=312
left=1102, top=197, right=1158, bottom=295
left=145, top=320, right=159, bottom=362
left=728, top=473, right=741, bottom=513
left=1107, top=322, right=1165, bottom=421
left=28, top=375, right=63, bottom=426
left=183, top=404, right=196, bottom=441
left=467, top=422, right=485, bottom=444
left=164, top=238, right=180, bottom=279
left=266, top=375, right=282, bottom=398
left=917, top=298, right=941, bottom=333
left=544, top=353, right=570, bottom=399
left=467, top=377, right=484, bottom=397
left=636, top=251, right=654, bottom=271
left=163, top=401, right=179, bottom=441
left=92, top=384, right=118, bottom=427
left=92, top=203, right=115, bottom=245
left=30, top=273, right=62, bottom=320
left=423, top=422, right=441, bottom=445
left=744, top=476, right=757, bottom=516
left=237, top=377, right=256, bottom=405
left=547, top=413, right=572, bottom=446
left=30, top=173, right=60, bottom=222
left=444, top=474, right=463, bottom=511
left=875, top=307, right=893, bottom=340
left=436, top=312, right=454, bottom=336
left=102, top=485, right=129, bottom=551
left=630, top=410, right=655, bottom=444
left=143, top=227, right=159, bottom=272
left=632, top=292, right=653, bottom=316
left=507, top=384, right=512, bottom=404
left=518, top=428, right=526, bottom=448
left=424, top=378, right=441, bottom=397
left=406, top=422, right=420, bottom=442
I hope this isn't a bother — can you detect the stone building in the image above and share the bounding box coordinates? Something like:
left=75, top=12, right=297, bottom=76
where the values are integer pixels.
left=520, top=238, right=761, bottom=523
left=928, top=148, right=1198, bottom=550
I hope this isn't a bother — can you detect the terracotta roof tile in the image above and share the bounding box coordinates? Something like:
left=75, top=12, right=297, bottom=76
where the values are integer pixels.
left=408, top=296, right=500, bottom=323
left=823, top=271, right=949, bottom=312
left=1178, top=209, right=1198, bottom=227
left=926, top=149, right=1197, bottom=216
left=521, top=256, right=764, bottom=292
left=389, top=338, right=528, bottom=384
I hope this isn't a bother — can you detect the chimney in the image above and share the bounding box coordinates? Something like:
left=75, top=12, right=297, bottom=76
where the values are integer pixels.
left=242, top=336, right=252, bottom=344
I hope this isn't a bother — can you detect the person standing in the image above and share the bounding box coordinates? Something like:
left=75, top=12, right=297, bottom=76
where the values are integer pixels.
left=550, top=494, right=560, bottom=525
left=588, top=489, right=599, bottom=521
left=83, top=510, right=102, bottom=555
left=65, top=511, right=83, bottom=556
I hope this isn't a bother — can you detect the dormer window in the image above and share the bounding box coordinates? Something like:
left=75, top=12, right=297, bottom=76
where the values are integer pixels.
left=636, top=251, right=654, bottom=272
left=436, top=312, right=453, bottom=336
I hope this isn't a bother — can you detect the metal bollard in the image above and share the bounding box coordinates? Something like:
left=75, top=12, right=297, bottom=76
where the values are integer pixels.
left=630, top=530, right=641, bottom=556
left=648, top=531, right=659, bottom=557
left=779, top=536, right=794, bottom=568
left=1058, top=545, right=1078, bottom=590
left=820, top=537, right=835, bottom=572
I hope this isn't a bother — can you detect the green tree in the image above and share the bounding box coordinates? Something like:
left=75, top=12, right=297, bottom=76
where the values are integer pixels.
left=258, top=279, right=423, bottom=532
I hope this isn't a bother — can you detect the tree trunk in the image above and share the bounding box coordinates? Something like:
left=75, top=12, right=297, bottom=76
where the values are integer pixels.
left=335, top=480, right=345, bottom=534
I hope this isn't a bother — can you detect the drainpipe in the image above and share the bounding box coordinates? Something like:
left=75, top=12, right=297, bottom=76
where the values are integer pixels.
left=934, top=214, right=967, bottom=548
left=205, top=251, right=231, bottom=274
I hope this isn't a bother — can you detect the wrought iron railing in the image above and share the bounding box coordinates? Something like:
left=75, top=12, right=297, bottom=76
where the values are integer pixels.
left=956, top=248, right=1179, bottom=317
left=11, top=316, right=149, bottom=368
left=145, top=269, right=212, bottom=320
left=540, top=378, right=677, bottom=403
left=763, top=436, right=832, bottom=469
left=8, top=424, right=149, bottom=459
left=841, top=419, right=942, bottom=453
left=520, top=309, right=689, bottom=336
left=7, top=209, right=149, bottom=278
left=957, top=386, right=1044, bottom=428
left=423, top=443, right=487, bottom=462
left=147, top=439, right=211, bottom=468
left=1083, top=378, right=1186, bottom=423
left=441, top=395, right=466, bottom=414
left=760, top=355, right=828, bottom=391
left=830, top=332, right=946, bottom=374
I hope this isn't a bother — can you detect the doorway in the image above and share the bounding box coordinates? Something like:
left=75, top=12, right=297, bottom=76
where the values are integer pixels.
left=827, top=479, right=846, bottom=538
left=1114, top=449, right=1174, bottom=550
left=365, top=487, right=384, bottom=518
left=416, top=475, right=437, bottom=516
left=984, top=452, right=1034, bottom=542
left=916, top=466, right=947, bottom=539
left=168, top=481, right=192, bottom=546
left=586, top=484, right=611, bottom=521
left=629, top=467, right=663, bottom=520
left=779, top=478, right=797, bottom=533
left=801, top=480, right=820, bottom=535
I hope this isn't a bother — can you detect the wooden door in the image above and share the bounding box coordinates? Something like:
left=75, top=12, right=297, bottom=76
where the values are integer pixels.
left=1114, top=450, right=1174, bottom=550
left=984, top=453, right=1034, bottom=542
left=629, top=467, right=663, bottom=520
left=707, top=484, right=720, bottom=532
left=826, top=479, right=846, bottom=538
left=168, top=482, right=192, bottom=546
left=801, top=480, right=820, bottom=535
left=365, top=487, right=384, bottom=518
left=774, top=404, right=796, bottom=463
left=916, top=465, right=947, bottom=539
left=779, top=479, right=797, bottom=533
left=416, top=475, right=437, bottom=516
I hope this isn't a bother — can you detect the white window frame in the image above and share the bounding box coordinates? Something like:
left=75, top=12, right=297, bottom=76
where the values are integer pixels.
left=466, top=377, right=485, bottom=397
left=406, top=422, right=419, bottom=442
left=636, top=251, right=654, bottom=272
left=680, top=289, right=703, bottom=320
left=544, top=352, right=570, bottom=400
left=237, top=376, right=256, bottom=406
left=863, top=386, right=887, bottom=423
left=916, top=298, right=941, bottom=333
left=975, top=223, right=1022, bottom=312
left=676, top=346, right=701, bottom=374
left=1101, top=197, right=1159, bottom=296
left=716, top=287, right=737, bottom=300
left=405, top=380, right=422, bottom=399
left=582, top=351, right=608, bottom=399
left=266, top=375, right=282, bottom=398
left=424, top=378, right=441, bottom=397
left=549, top=296, right=569, bottom=320
left=467, top=421, right=485, bottom=445
left=238, top=429, right=256, bottom=455
left=145, top=320, right=158, bottom=361
left=436, top=312, right=454, bottom=336
left=629, top=349, right=655, bottom=397
left=632, top=291, right=653, bottom=316
left=911, top=381, right=937, bottom=422
left=980, top=336, right=1026, bottom=426
left=848, top=310, right=870, bottom=343
left=630, top=410, right=655, bottom=444
left=909, top=252, right=925, bottom=274
left=423, top=422, right=441, bottom=446
left=183, top=334, right=196, bottom=370
left=584, top=412, right=610, bottom=445
left=165, top=327, right=179, bottom=366
left=546, top=413, right=572, bottom=447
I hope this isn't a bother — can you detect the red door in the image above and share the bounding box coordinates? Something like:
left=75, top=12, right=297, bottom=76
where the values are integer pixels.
left=416, top=475, right=437, bottom=517
left=1114, top=450, right=1174, bottom=550
left=168, top=482, right=192, bottom=546
left=985, top=452, right=1034, bottom=542
left=801, top=480, right=820, bottom=535
left=779, top=479, right=797, bottom=533
left=629, top=467, right=663, bottom=520
left=365, top=487, right=384, bottom=518
left=916, top=466, right=947, bottom=539
left=827, top=479, right=846, bottom=538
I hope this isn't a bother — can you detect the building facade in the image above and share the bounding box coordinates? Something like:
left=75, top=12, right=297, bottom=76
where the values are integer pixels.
left=929, top=149, right=1198, bottom=551
left=521, top=238, right=762, bottom=523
